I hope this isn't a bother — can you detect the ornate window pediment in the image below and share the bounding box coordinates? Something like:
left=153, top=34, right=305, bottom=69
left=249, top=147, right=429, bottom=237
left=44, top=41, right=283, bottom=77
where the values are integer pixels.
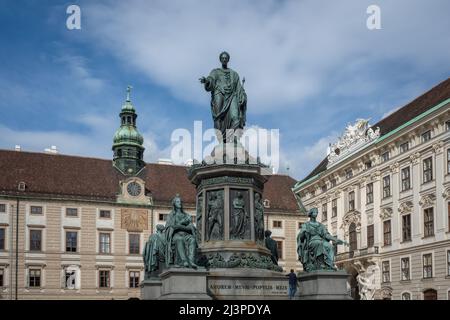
left=340, top=211, right=361, bottom=231
left=419, top=193, right=436, bottom=208
left=327, top=119, right=380, bottom=168
left=379, top=207, right=393, bottom=220
left=443, top=186, right=450, bottom=200
left=398, top=201, right=413, bottom=214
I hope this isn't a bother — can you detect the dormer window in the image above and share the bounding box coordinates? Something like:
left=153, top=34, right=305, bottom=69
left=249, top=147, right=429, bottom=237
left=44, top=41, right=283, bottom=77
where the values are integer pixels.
left=263, top=199, right=271, bottom=208
left=18, top=182, right=26, bottom=191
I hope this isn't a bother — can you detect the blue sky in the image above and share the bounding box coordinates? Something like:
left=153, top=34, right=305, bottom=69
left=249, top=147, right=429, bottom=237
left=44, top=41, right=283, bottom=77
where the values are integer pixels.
left=0, top=0, right=449, bottom=180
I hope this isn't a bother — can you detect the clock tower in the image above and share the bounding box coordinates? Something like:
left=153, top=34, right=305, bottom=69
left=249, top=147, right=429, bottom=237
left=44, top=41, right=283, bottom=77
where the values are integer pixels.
left=112, top=86, right=145, bottom=175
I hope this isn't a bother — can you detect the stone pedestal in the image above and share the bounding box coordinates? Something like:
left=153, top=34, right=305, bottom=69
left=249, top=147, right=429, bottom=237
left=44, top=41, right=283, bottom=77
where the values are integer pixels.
left=298, top=270, right=352, bottom=300
left=188, top=160, right=281, bottom=272
left=158, top=268, right=212, bottom=300
left=140, top=278, right=162, bottom=300
left=207, top=268, right=289, bottom=300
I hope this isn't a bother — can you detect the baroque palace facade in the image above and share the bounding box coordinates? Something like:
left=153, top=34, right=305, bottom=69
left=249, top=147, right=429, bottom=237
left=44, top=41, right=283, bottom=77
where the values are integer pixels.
left=293, top=77, right=450, bottom=300
left=0, top=90, right=305, bottom=300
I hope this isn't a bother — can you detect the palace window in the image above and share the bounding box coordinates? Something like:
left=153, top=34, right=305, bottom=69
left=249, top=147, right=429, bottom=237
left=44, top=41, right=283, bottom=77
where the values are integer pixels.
left=383, top=220, right=391, bottom=246
left=401, top=167, right=411, bottom=191
left=447, top=149, right=450, bottom=173
left=423, top=254, right=433, bottom=279
left=423, top=157, right=433, bottom=183
left=383, top=175, right=391, bottom=198
left=30, top=206, right=43, bottom=215
left=448, top=202, right=450, bottom=232
left=381, top=151, right=390, bottom=162
left=158, top=213, right=168, bottom=221
left=129, top=234, right=140, bottom=254
left=364, top=161, right=372, bottom=170
left=421, top=130, right=431, bottom=142
left=321, top=185, right=327, bottom=193
left=0, top=204, right=5, bottom=213
left=0, top=268, right=3, bottom=287
left=401, top=292, right=411, bottom=300
left=65, top=231, right=77, bottom=252
left=100, top=210, right=111, bottom=218
left=273, top=221, right=282, bottom=228
left=400, top=142, right=409, bottom=153
left=276, top=241, right=283, bottom=260
left=29, top=269, right=41, bottom=287
left=0, top=228, right=4, bottom=250
left=401, top=257, right=410, bottom=281
left=99, top=233, right=111, bottom=254
left=298, top=222, right=303, bottom=229
left=322, top=203, right=328, bottom=221
left=64, top=268, right=77, bottom=289
left=447, top=250, right=450, bottom=276
left=348, top=191, right=355, bottom=212
left=332, top=199, right=337, bottom=218
left=402, top=214, right=411, bottom=242
left=30, top=230, right=42, bottom=251
left=367, top=225, right=374, bottom=248
left=66, top=208, right=78, bottom=217
left=345, top=168, right=353, bottom=179
left=382, top=261, right=390, bottom=283
left=366, top=183, right=373, bottom=204
left=349, top=223, right=357, bottom=251
left=424, top=208, right=434, bottom=237
left=99, top=270, right=110, bottom=288
left=129, top=271, right=140, bottom=288
left=446, top=120, right=450, bottom=131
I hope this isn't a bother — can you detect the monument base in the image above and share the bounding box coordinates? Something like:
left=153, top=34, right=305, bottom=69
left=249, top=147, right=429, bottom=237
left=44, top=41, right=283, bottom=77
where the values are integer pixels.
left=297, top=270, right=352, bottom=300
left=140, top=278, right=162, bottom=300
left=207, top=268, right=289, bottom=300
left=158, top=268, right=212, bottom=300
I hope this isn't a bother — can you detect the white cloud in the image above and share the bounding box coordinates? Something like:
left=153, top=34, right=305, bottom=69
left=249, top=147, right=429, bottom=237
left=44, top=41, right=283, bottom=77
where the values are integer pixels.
left=83, top=0, right=450, bottom=114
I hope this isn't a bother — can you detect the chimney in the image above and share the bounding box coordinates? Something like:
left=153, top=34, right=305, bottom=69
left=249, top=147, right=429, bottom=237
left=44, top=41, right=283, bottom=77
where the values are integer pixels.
left=15, top=145, right=21, bottom=151
left=157, top=158, right=173, bottom=165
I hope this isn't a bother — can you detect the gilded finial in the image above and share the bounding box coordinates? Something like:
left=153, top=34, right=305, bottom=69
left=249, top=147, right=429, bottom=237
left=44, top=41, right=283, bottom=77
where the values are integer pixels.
left=126, top=85, right=133, bottom=102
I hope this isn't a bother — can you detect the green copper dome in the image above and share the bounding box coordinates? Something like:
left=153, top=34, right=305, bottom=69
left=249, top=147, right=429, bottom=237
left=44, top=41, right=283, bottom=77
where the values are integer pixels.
left=113, top=126, right=143, bottom=146
left=112, top=85, right=145, bottom=176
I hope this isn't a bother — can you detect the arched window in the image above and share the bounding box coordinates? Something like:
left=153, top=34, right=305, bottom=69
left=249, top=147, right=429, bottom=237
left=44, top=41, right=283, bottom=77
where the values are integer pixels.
left=349, top=222, right=357, bottom=251
left=401, top=292, right=411, bottom=300
left=423, top=288, right=437, bottom=300
left=117, top=149, right=122, bottom=157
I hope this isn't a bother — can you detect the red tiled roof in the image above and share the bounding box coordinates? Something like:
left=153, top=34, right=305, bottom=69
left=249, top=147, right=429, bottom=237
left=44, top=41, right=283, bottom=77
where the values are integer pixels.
left=301, top=77, right=450, bottom=183
left=0, top=150, right=301, bottom=213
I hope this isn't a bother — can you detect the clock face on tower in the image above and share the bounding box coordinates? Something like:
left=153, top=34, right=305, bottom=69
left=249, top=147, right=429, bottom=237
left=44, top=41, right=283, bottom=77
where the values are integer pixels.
left=127, top=182, right=142, bottom=197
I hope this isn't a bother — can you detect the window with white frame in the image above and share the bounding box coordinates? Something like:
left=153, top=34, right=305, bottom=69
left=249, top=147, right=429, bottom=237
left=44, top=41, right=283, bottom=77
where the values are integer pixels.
left=401, top=292, right=411, bottom=300
left=30, top=206, right=43, bottom=215
left=447, top=149, right=450, bottom=174
left=423, top=253, right=433, bottom=279
left=28, top=268, right=41, bottom=287
left=383, top=220, right=391, bottom=246
left=381, top=151, right=390, bottom=162
left=367, top=225, right=374, bottom=247
left=345, top=168, right=353, bottom=179
left=99, top=233, right=111, bottom=254
left=29, top=229, right=42, bottom=251
left=348, top=191, right=355, bottom=212
left=65, top=231, right=77, bottom=252
left=66, top=208, right=78, bottom=217
left=273, top=221, right=282, bottom=228
left=400, top=142, right=409, bottom=153
left=447, top=250, right=450, bottom=276
left=0, top=204, right=5, bottom=213
left=423, top=157, right=433, bottom=183
left=383, top=175, right=391, bottom=198
left=382, top=261, right=390, bottom=283
left=99, top=210, right=111, bottom=219
left=366, top=183, right=373, bottom=204
left=64, top=267, right=77, bottom=289
left=421, top=130, right=431, bottom=142
left=401, top=167, right=411, bottom=191
left=0, top=228, right=5, bottom=250
left=332, top=199, right=337, bottom=217
left=0, top=268, right=4, bottom=287
left=129, top=271, right=140, bottom=288
left=322, top=203, right=327, bottom=221
left=129, top=234, right=140, bottom=254
left=446, top=120, right=450, bottom=131
left=330, top=179, right=337, bottom=188
left=401, top=257, right=410, bottom=281
left=402, top=214, right=411, bottom=242
left=424, top=208, right=434, bottom=237
left=99, top=270, right=110, bottom=288
left=158, top=213, right=168, bottom=221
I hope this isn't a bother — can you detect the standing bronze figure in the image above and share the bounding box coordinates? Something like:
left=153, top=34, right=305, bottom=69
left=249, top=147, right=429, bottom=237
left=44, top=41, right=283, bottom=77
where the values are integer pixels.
left=200, top=51, right=247, bottom=142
